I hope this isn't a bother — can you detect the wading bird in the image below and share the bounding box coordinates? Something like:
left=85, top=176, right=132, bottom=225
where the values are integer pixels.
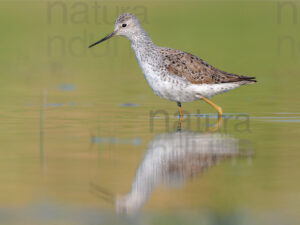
left=89, top=13, right=256, bottom=121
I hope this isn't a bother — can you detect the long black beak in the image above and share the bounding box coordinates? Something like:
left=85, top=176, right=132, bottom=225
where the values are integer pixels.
left=88, top=31, right=115, bottom=48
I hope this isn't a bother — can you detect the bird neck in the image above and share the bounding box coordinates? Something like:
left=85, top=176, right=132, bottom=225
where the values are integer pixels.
left=129, top=28, right=155, bottom=52
left=129, top=26, right=153, bottom=44
left=128, top=29, right=158, bottom=66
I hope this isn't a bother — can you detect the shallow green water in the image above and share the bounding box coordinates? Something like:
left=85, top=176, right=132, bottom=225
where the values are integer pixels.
left=0, top=0, right=300, bottom=224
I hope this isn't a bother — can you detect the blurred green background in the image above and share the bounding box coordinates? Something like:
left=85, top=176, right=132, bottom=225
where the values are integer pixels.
left=0, top=0, right=299, bottom=224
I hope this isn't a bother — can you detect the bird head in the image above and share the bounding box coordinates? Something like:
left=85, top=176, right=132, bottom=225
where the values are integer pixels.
left=88, top=13, right=141, bottom=48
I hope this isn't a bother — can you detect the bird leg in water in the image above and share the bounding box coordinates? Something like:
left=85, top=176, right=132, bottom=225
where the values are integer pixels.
left=201, top=97, right=223, bottom=117
left=177, top=101, right=183, bottom=128
left=207, top=116, right=223, bottom=132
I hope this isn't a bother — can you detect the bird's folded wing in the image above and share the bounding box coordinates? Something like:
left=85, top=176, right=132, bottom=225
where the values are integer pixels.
left=162, top=48, right=255, bottom=84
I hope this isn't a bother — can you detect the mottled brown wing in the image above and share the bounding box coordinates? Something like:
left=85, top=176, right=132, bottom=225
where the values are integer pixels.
left=161, top=48, right=255, bottom=84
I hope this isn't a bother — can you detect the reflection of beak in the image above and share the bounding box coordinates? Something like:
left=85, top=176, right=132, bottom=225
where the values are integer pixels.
left=88, top=31, right=115, bottom=48
left=89, top=182, right=114, bottom=203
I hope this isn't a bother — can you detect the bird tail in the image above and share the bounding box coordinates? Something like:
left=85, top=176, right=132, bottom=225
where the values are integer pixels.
left=225, top=73, right=257, bottom=84
left=237, top=75, right=257, bottom=83
left=221, top=70, right=257, bottom=84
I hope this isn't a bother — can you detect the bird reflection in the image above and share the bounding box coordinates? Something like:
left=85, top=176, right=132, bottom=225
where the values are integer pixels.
left=90, top=128, right=251, bottom=215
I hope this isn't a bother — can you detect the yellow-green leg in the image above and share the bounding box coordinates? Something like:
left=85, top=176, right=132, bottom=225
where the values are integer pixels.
left=202, top=97, right=223, bottom=117
left=201, top=97, right=223, bottom=131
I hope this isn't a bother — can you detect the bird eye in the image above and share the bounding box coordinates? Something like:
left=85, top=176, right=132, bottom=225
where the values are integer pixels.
left=122, top=24, right=127, bottom=27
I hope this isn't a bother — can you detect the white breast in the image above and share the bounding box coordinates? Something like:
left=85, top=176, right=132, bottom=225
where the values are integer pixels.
left=139, top=62, right=193, bottom=102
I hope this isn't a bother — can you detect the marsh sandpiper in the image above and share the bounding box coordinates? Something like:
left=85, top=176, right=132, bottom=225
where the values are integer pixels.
left=89, top=13, right=256, bottom=122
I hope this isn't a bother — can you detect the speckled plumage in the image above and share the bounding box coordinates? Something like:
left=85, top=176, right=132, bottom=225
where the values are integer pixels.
left=89, top=13, right=256, bottom=109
